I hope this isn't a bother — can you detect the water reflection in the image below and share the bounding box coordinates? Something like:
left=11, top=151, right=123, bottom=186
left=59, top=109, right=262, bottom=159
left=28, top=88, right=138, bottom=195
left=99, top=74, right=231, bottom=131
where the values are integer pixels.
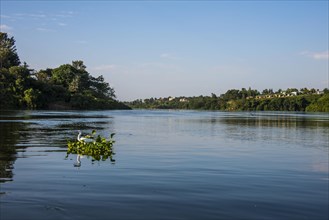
left=1, top=110, right=328, bottom=220
left=0, top=110, right=115, bottom=182
left=0, top=112, right=28, bottom=182
left=188, top=112, right=329, bottom=128
left=74, top=154, right=82, bottom=167
left=219, top=116, right=329, bottom=128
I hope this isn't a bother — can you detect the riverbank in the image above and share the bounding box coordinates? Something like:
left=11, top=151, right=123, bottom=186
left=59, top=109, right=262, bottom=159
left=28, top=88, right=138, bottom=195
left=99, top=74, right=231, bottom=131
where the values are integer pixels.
left=127, top=91, right=329, bottom=112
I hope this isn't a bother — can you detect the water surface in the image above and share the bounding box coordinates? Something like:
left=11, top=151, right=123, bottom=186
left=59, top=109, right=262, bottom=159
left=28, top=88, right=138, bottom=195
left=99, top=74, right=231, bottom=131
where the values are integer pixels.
left=0, top=110, right=328, bottom=220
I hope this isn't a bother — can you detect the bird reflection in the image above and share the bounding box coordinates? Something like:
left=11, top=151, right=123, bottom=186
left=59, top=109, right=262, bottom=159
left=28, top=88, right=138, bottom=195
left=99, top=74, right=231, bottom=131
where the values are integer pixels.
left=73, top=154, right=83, bottom=167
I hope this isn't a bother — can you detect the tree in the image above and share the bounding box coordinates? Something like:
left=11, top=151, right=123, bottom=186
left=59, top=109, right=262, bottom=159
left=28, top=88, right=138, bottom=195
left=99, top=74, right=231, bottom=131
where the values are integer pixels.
left=222, top=89, right=241, bottom=100
left=68, top=75, right=82, bottom=93
left=0, top=33, right=128, bottom=110
left=0, top=32, right=20, bottom=68
left=306, top=94, right=329, bottom=112
left=240, top=88, right=247, bottom=99
left=72, top=60, right=86, bottom=71
left=300, top=88, right=310, bottom=94
left=35, top=68, right=52, bottom=82
left=9, top=66, right=32, bottom=94
left=51, top=64, right=77, bottom=88
left=89, top=75, right=116, bottom=98
left=0, top=68, right=16, bottom=108
left=286, top=88, right=298, bottom=95
left=262, top=89, right=273, bottom=95
left=23, top=88, right=41, bottom=109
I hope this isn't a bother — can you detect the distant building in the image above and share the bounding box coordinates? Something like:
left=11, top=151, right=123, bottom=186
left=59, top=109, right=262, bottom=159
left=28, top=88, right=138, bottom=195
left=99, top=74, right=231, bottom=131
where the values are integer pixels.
left=169, top=97, right=175, bottom=101
left=179, top=98, right=188, bottom=102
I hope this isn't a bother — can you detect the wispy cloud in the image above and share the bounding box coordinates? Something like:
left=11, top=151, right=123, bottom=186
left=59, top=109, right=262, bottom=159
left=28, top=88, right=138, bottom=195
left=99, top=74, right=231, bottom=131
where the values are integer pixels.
left=94, top=64, right=117, bottom=71
left=160, top=53, right=180, bottom=60
left=13, top=13, right=47, bottom=19
left=56, top=11, right=76, bottom=18
left=58, top=22, right=67, bottom=26
left=3, top=10, right=75, bottom=33
left=36, top=27, right=56, bottom=32
left=0, top=15, right=11, bottom=19
left=30, top=13, right=47, bottom=19
left=160, top=53, right=171, bottom=58
left=301, top=50, right=329, bottom=60
left=0, top=24, right=13, bottom=32
left=10, top=11, right=74, bottom=20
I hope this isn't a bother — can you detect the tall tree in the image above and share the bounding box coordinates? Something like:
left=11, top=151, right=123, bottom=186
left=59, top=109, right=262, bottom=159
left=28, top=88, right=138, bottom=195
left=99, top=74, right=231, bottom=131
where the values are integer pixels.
left=0, top=32, right=20, bottom=69
left=72, top=60, right=86, bottom=71
left=89, top=75, right=116, bottom=98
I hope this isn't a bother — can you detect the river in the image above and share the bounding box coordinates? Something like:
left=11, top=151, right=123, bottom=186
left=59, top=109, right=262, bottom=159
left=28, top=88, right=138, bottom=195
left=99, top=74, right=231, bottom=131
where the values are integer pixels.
left=0, top=110, right=328, bottom=220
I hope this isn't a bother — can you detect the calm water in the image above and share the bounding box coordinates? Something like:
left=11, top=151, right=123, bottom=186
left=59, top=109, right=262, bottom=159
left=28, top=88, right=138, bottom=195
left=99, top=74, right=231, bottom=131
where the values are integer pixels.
left=0, top=110, right=328, bottom=220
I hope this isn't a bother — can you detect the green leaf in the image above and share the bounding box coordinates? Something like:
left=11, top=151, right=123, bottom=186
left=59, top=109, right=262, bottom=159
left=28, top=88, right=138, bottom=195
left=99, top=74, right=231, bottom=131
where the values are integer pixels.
left=66, top=130, right=116, bottom=163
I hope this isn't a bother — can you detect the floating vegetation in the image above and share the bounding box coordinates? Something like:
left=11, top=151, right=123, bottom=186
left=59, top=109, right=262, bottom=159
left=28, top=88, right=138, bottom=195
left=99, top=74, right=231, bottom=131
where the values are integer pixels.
left=66, top=130, right=115, bottom=163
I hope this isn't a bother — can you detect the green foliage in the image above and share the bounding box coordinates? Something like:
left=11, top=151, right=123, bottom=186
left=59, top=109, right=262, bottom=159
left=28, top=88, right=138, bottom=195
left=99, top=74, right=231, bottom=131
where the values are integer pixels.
left=0, top=32, right=20, bottom=68
left=34, top=61, right=126, bottom=109
left=23, top=88, right=41, bottom=109
left=0, top=32, right=130, bottom=110
left=306, top=94, right=329, bottom=112
left=0, top=68, right=16, bottom=108
left=127, top=88, right=328, bottom=112
left=52, top=64, right=77, bottom=88
left=66, top=131, right=116, bottom=162
left=221, top=89, right=241, bottom=101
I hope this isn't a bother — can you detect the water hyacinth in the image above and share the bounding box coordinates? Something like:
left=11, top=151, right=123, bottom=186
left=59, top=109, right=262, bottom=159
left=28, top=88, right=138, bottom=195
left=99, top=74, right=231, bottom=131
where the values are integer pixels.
left=67, top=130, right=116, bottom=162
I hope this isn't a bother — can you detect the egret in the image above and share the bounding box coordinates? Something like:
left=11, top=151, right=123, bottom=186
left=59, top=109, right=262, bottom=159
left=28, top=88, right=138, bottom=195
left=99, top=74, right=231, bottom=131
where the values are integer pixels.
left=77, top=130, right=94, bottom=143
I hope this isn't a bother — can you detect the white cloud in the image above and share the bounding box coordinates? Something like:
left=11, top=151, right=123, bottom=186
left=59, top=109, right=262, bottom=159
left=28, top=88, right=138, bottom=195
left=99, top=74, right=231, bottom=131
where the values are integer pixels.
left=160, top=53, right=170, bottom=58
left=0, top=24, right=13, bottom=32
left=94, top=64, right=117, bottom=71
left=56, top=11, right=75, bottom=18
left=4, top=11, right=75, bottom=31
left=0, top=15, right=11, bottom=19
left=301, top=50, right=329, bottom=60
left=312, top=51, right=329, bottom=60
left=36, top=27, right=55, bottom=32
left=30, top=13, right=47, bottom=18
left=58, top=22, right=67, bottom=26
left=139, top=62, right=168, bottom=68
left=160, top=53, right=180, bottom=60
left=12, top=13, right=46, bottom=19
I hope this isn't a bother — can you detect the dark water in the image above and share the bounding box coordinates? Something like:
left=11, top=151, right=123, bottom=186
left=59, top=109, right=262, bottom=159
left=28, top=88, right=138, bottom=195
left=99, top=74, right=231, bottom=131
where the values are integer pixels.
left=0, top=110, right=328, bottom=220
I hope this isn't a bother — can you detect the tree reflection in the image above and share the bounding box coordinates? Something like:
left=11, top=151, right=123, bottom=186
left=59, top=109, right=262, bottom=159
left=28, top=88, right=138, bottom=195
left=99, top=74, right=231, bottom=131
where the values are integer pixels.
left=218, top=114, right=329, bottom=128
left=0, top=121, right=26, bottom=183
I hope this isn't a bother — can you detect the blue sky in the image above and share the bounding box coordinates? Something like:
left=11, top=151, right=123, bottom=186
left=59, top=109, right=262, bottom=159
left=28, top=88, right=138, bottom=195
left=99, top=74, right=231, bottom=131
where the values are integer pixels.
left=1, top=1, right=328, bottom=101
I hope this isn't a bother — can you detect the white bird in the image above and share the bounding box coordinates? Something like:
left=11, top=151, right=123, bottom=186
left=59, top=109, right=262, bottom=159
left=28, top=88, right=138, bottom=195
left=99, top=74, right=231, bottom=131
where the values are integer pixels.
left=77, top=130, right=93, bottom=143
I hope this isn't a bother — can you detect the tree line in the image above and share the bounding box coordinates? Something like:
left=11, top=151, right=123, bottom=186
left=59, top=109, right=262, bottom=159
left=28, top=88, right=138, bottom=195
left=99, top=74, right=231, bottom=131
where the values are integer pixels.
left=0, top=32, right=130, bottom=110
left=127, top=87, right=329, bottom=112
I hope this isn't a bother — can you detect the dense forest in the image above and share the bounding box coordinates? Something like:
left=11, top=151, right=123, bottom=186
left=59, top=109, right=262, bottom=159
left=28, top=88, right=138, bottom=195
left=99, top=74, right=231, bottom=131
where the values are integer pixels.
left=0, top=32, right=130, bottom=110
left=127, top=88, right=329, bottom=112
